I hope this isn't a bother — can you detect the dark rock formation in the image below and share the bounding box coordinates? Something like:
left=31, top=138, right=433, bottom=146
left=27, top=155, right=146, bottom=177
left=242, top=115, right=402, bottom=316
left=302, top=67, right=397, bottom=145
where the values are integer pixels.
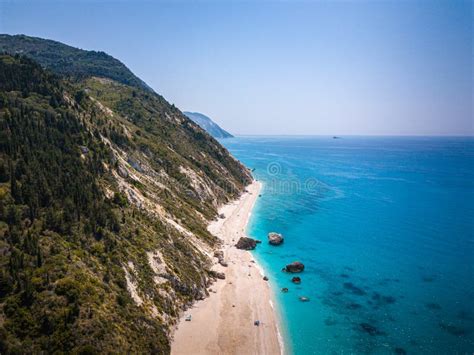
left=284, top=261, right=304, bottom=273
left=291, top=276, right=301, bottom=284
left=281, top=288, right=289, bottom=293
left=268, top=232, right=284, bottom=246
left=263, top=276, right=269, bottom=281
left=214, top=250, right=228, bottom=267
left=209, top=270, right=226, bottom=280
left=235, top=237, right=257, bottom=250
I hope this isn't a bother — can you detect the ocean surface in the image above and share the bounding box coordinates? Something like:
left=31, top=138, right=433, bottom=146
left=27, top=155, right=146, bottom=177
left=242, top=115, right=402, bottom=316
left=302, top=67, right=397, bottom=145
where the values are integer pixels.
left=221, top=136, right=474, bottom=355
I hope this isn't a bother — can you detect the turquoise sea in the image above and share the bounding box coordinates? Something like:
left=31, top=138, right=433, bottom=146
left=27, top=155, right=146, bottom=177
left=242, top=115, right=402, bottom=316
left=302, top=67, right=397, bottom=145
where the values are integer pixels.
left=222, top=136, right=474, bottom=355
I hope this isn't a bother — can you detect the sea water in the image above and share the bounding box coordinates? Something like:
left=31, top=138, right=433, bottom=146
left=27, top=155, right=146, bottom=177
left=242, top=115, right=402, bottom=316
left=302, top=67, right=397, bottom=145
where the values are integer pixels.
left=222, top=136, right=474, bottom=355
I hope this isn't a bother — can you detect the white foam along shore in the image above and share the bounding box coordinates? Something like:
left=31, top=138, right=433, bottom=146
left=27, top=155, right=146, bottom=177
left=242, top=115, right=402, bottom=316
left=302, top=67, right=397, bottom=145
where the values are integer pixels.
left=171, top=180, right=284, bottom=355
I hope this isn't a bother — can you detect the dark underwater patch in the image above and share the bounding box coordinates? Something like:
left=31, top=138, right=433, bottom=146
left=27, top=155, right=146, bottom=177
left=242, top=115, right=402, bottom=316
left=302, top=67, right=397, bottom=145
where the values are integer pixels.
left=324, top=317, right=337, bottom=326
left=425, top=302, right=442, bottom=311
left=358, top=322, right=386, bottom=336
left=343, top=282, right=367, bottom=296
left=371, top=292, right=396, bottom=305
left=394, top=347, right=407, bottom=354
left=421, top=275, right=436, bottom=282
left=439, top=322, right=469, bottom=337
left=347, top=302, right=362, bottom=310
left=457, top=310, right=474, bottom=322
left=340, top=273, right=350, bottom=278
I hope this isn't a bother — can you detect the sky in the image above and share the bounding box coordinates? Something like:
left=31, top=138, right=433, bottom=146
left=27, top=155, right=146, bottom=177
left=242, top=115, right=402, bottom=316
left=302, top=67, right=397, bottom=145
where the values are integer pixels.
left=1, top=0, right=472, bottom=136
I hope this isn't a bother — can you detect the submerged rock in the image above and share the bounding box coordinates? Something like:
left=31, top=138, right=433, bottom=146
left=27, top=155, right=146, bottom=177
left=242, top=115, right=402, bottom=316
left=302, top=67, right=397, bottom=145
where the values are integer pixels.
left=347, top=302, right=362, bottom=310
left=284, top=261, right=305, bottom=273
left=343, top=282, right=366, bottom=296
left=359, top=322, right=384, bottom=336
left=235, top=237, right=257, bottom=250
left=439, top=322, right=469, bottom=336
left=324, top=317, right=337, bottom=326
left=371, top=292, right=396, bottom=305
left=268, top=232, right=284, bottom=246
left=281, top=287, right=289, bottom=293
left=291, top=276, right=301, bottom=284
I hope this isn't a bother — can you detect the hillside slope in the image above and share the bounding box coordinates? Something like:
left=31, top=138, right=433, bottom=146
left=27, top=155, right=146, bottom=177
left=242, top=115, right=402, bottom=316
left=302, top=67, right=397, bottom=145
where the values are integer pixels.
left=0, top=34, right=151, bottom=91
left=0, top=38, right=251, bottom=353
left=183, top=111, right=233, bottom=138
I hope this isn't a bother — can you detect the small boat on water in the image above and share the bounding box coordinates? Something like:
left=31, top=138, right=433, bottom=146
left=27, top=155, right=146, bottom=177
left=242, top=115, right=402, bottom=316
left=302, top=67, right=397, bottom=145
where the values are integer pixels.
left=299, top=296, right=310, bottom=302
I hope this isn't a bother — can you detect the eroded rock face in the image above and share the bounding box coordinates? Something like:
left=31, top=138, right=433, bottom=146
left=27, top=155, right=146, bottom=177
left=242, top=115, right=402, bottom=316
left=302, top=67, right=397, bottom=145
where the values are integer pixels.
left=268, top=232, right=284, bottom=246
left=235, top=237, right=257, bottom=250
left=284, top=261, right=305, bottom=273
left=118, top=165, right=129, bottom=178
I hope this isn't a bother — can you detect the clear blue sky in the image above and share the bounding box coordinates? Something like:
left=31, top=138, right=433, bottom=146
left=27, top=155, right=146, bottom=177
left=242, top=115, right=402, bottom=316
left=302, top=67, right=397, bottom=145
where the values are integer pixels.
left=1, top=0, right=472, bottom=136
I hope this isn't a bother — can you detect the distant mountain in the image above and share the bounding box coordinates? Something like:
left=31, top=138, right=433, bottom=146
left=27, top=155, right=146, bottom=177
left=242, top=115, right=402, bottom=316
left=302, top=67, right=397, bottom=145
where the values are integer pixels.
left=184, top=111, right=233, bottom=138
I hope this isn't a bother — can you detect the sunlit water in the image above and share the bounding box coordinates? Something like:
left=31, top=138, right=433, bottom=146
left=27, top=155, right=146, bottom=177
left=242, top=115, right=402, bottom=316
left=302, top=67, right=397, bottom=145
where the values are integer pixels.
left=222, top=136, right=474, bottom=355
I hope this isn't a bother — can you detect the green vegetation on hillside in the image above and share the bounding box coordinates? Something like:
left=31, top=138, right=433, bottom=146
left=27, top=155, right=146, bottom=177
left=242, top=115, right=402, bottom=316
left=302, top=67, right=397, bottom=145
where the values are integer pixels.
left=0, top=34, right=151, bottom=91
left=0, top=37, right=251, bottom=354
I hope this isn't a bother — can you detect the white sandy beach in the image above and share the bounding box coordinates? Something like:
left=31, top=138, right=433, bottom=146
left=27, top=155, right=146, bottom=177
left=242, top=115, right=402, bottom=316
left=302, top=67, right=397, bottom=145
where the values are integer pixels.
left=171, top=181, right=282, bottom=355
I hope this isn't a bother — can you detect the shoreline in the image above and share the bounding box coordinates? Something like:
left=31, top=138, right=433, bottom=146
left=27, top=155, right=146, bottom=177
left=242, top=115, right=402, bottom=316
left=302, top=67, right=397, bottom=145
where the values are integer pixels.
left=171, top=180, right=283, bottom=355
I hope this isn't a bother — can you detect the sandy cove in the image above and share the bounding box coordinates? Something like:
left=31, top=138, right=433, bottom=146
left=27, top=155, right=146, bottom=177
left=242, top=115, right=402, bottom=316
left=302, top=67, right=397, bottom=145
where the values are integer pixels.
left=171, top=181, right=282, bottom=355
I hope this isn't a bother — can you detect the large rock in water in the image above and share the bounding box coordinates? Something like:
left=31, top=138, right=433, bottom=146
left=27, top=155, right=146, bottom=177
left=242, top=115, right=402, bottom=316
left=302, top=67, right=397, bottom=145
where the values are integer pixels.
left=235, top=237, right=257, bottom=250
left=285, top=261, right=305, bottom=273
left=268, top=232, right=284, bottom=246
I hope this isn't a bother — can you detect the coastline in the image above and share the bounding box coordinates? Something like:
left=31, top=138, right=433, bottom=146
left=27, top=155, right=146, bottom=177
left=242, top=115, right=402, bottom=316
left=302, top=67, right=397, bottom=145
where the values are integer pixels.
left=171, top=180, right=283, bottom=355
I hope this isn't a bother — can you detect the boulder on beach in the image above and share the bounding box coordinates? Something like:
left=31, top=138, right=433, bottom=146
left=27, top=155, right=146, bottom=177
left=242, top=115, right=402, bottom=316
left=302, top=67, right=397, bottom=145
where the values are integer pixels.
left=263, top=276, right=269, bottom=281
left=284, top=261, right=305, bottom=273
left=235, top=237, right=257, bottom=250
left=219, top=260, right=228, bottom=267
left=215, top=272, right=225, bottom=280
left=292, top=276, right=301, bottom=284
left=268, top=232, right=284, bottom=246
left=213, top=250, right=228, bottom=267
left=209, top=270, right=226, bottom=280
